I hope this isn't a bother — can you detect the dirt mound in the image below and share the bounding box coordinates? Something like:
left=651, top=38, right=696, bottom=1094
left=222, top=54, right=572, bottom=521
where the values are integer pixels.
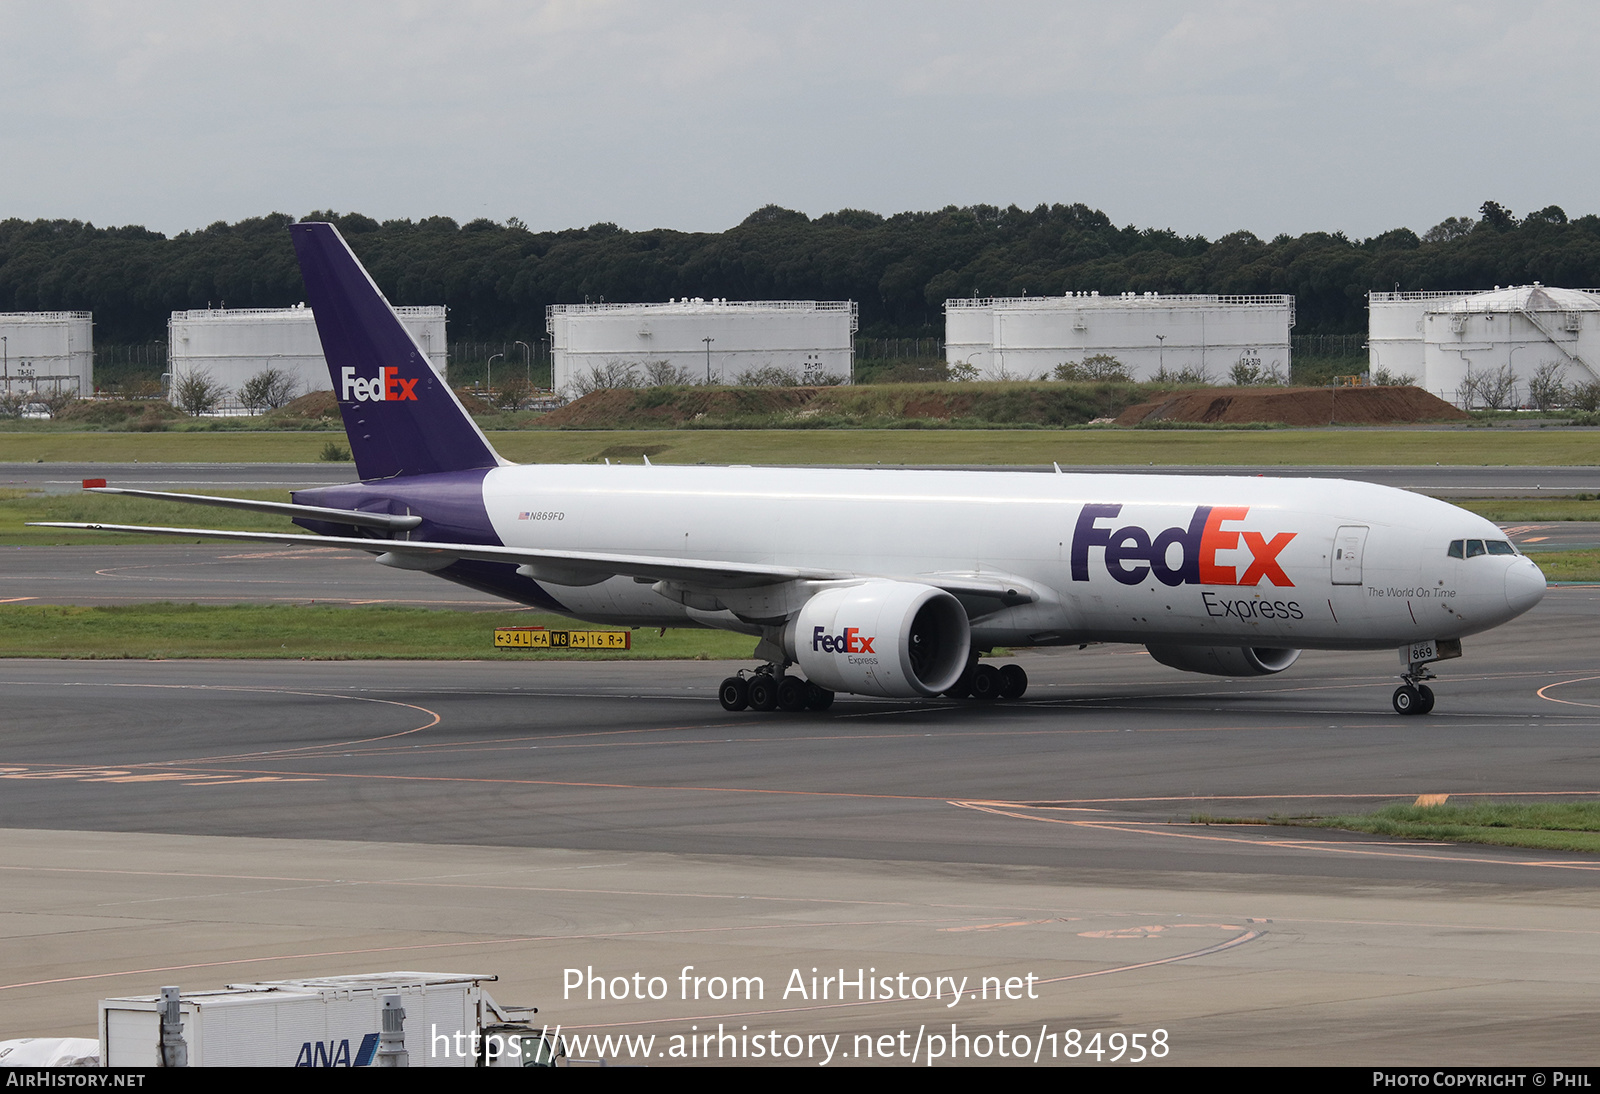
left=454, top=388, right=494, bottom=414
left=535, top=383, right=1467, bottom=430
left=1114, top=386, right=1468, bottom=427
left=261, top=387, right=495, bottom=420
left=538, top=386, right=820, bottom=427
left=267, top=390, right=339, bottom=421
left=538, top=382, right=1155, bottom=428
left=58, top=399, right=185, bottom=426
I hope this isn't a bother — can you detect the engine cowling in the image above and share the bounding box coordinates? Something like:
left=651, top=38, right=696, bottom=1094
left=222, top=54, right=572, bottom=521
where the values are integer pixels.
left=1145, top=645, right=1301, bottom=677
left=790, top=581, right=970, bottom=698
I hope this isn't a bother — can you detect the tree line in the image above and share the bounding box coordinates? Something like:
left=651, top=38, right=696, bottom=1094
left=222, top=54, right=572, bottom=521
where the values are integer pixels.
left=1, top=199, right=1596, bottom=345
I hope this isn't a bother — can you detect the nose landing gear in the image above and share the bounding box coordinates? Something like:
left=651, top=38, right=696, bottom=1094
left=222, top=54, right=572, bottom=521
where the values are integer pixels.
left=1392, top=640, right=1460, bottom=716
left=1392, top=681, right=1436, bottom=716
left=1393, top=653, right=1444, bottom=715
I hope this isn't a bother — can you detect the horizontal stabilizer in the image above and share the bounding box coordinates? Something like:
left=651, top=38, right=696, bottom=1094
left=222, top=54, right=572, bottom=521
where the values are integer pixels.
left=82, top=486, right=421, bottom=532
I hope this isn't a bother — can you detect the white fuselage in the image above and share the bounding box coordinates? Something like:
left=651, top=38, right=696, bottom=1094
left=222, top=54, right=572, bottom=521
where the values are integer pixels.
left=479, top=464, right=1545, bottom=651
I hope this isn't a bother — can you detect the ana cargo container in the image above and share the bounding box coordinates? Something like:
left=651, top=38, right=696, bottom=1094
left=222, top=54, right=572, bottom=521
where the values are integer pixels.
left=99, top=972, right=545, bottom=1067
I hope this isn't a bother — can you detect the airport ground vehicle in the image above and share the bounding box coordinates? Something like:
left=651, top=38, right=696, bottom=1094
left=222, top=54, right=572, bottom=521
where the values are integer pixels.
left=99, top=973, right=546, bottom=1068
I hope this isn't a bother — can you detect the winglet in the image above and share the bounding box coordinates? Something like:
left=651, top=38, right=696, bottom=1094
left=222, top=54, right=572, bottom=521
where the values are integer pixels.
left=291, top=222, right=502, bottom=480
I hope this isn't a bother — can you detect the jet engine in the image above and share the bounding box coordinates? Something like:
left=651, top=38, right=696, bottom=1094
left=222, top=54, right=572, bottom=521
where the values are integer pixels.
left=789, top=581, right=970, bottom=698
left=1145, top=645, right=1301, bottom=677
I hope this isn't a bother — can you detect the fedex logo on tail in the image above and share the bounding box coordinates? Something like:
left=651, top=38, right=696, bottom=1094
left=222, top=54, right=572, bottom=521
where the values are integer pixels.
left=341, top=366, right=419, bottom=403
left=1071, top=504, right=1296, bottom=587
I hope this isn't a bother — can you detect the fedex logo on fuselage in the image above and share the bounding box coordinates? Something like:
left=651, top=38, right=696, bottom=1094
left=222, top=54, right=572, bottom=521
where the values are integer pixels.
left=813, top=626, right=875, bottom=654
left=1071, top=504, right=1296, bottom=587
left=341, top=366, right=419, bottom=403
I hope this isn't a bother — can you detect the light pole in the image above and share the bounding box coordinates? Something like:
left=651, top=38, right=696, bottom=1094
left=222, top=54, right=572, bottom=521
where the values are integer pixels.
left=1507, top=344, right=1530, bottom=409
left=703, top=337, right=714, bottom=384
left=1155, top=333, right=1165, bottom=377
left=515, top=341, right=531, bottom=384
left=486, top=352, right=503, bottom=396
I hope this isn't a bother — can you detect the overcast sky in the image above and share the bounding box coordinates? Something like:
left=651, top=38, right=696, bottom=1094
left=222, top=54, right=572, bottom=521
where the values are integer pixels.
left=2, top=1, right=1595, bottom=240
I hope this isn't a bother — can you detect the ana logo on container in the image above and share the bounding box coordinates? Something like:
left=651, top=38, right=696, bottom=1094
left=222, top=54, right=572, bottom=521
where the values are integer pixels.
left=341, top=366, right=419, bottom=403
left=294, top=1032, right=380, bottom=1067
left=1071, top=504, right=1296, bottom=587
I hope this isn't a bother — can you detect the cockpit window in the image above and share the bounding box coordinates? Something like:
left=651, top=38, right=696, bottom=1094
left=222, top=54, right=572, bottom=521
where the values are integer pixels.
left=1450, top=538, right=1517, bottom=558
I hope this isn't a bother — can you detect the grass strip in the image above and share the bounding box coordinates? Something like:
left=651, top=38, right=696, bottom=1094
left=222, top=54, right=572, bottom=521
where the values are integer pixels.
left=0, top=488, right=295, bottom=545
left=1524, top=549, right=1600, bottom=582
left=1, top=427, right=1600, bottom=466
left=1454, top=497, right=1600, bottom=521
left=0, top=603, right=756, bottom=661
left=1195, top=802, right=1600, bottom=854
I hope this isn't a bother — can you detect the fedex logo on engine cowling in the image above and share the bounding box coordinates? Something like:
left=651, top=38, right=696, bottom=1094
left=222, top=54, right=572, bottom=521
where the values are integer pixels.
left=341, top=366, right=419, bottom=403
left=1071, top=504, right=1296, bottom=587
left=813, top=626, right=875, bottom=654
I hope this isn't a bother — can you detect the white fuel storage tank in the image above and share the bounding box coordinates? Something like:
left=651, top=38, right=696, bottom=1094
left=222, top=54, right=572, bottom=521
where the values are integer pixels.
left=0, top=311, right=93, bottom=396
left=1369, top=285, right=1600, bottom=406
left=547, top=299, right=857, bottom=393
left=168, top=305, right=446, bottom=409
left=945, top=293, right=1294, bottom=382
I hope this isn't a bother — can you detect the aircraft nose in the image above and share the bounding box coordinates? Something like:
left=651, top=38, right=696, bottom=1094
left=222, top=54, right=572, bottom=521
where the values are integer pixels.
left=1505, top=557, right=1547, bottom=615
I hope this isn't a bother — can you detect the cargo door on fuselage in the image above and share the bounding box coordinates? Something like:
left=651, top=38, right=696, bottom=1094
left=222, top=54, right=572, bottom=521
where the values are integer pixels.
left=1331, top=526, right=1368, bottom=585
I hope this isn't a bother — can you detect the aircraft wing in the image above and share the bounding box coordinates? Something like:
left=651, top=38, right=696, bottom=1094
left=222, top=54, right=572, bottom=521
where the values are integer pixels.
left=30, top=521, right=845, bottom=588
left=31, top=520, right=1041, bottom=605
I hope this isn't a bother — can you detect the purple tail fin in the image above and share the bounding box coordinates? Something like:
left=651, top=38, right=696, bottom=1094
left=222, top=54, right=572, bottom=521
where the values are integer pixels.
left=291, top=222, right=500, bottom=480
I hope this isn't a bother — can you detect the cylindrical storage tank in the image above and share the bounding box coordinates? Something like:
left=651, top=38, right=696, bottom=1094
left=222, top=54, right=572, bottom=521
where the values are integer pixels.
left=168, top=306, right=446, bottom=410
left=944, top=294, right=1294, bottom=383
left=1367, top=292, right=1456, bottom=385
left=0, top=312, right=93, bottom=397
left=1419, top=285, right=1600, bottom=407
left=548, top=300, right=858, bottom=395
left=943, top=300, right=994, bottom=372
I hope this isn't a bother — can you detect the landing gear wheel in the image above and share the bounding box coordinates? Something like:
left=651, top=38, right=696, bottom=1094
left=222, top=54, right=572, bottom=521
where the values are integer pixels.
left=747, top=674, right=779, bottom=712
left=718, top=676, right=749, bottom=712
left=805, top=682, right=835, bottom=711
left=970, top=664, right=1003, bottom=701
left=776, top=675, right=809, bottom=713
left=1414, top=684, right=1435, bottom=715
left=945, top=654, right=981, bottom=699
left=999, top=663, right=1029, bottom=700
left=1392, top=685, right=1420, bottom=715
left=943, top=671, right=973, bottom=699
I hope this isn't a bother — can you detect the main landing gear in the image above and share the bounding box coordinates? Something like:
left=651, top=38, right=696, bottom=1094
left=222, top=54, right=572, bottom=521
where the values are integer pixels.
left=719, top=667, right=834, bottom=713
left=716, top=658, right=1030, bottom=712
left=944, top=661, right=1028, bottom=701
